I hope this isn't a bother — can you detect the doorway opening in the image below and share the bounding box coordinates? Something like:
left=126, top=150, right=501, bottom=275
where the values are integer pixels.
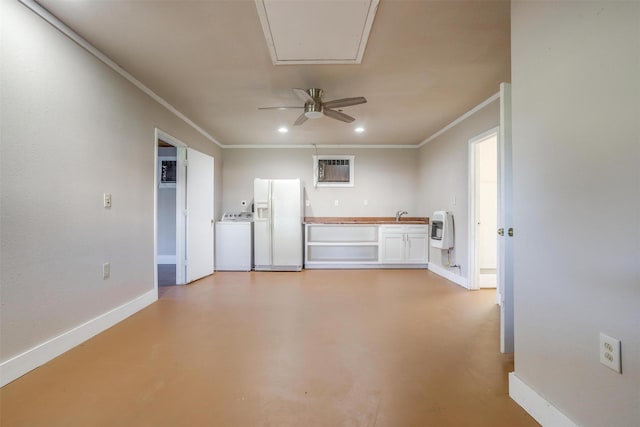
left=468, top=127, right=499, bottom=291
left=157, top=141, right=178, bottom=287
left=154, top=128, right=216, bottom=295
left=154, top=129, right=188, bottom=293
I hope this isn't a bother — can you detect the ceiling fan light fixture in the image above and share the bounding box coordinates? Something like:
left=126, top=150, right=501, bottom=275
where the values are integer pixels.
left=304, top=102, right=323, bottom=119
left=304, top=111, right=323, bottom=119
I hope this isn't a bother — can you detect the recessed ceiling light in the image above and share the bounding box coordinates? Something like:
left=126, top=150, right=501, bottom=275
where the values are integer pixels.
left=355, top=127, right=365, bottom=133
left=278, top=127, right=288, bottom=133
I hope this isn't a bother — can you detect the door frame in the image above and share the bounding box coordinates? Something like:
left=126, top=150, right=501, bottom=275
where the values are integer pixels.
left=498, top=82, right=514, bottom=353
left=154, top=128, right=187, bottom=289
left=468, top=126, right=499, bottom=291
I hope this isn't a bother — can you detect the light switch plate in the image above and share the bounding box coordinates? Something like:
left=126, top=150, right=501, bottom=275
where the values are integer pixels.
left=102, top=263, right=110, bottom=279
left=103, top=193, right=112, bottom=208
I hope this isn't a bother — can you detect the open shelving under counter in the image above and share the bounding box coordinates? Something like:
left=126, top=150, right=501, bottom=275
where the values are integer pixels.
left=304, top=217, right=429, bottom=269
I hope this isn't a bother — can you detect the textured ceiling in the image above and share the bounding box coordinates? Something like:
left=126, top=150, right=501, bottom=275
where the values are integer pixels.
left=36, top=0, right=510, bottom=147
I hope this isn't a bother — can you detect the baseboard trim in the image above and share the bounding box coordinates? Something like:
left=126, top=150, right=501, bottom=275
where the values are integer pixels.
left=0, top=290, right=157, bottom=387
left=509, top=372, right=578, bottom=427
left=157, top=255, right=176, bottom=264
left=480, top=273, right=497, bottom=287
left=428, top=263, right=468, bottom=288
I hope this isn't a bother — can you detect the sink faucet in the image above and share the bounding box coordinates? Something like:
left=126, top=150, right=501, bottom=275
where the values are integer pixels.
left=395, top=210, right=408, bottom=222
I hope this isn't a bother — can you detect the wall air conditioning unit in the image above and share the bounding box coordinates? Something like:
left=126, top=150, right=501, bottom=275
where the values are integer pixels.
left=313, top=155, right=354, bottom=187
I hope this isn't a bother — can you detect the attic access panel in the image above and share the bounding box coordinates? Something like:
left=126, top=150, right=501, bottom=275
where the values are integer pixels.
left=255, top=0, right=379, bottom=65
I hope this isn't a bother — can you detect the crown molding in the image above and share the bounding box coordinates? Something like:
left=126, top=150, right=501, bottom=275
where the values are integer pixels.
left=224, top=144, right=419, bottom=149
left=417, top=91, right=501, bottom=148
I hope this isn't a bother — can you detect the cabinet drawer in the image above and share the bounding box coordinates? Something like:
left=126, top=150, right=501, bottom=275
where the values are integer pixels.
left=380, top=225, right=427, bottom=234
left=405, top=225, right=427, bottom=234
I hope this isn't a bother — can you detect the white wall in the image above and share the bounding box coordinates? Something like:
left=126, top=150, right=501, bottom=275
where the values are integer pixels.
left=0, top=1, right=222, bottom=366
left=417, top=99, right=500, bottom=280
left=157, top=147, right=177, bottom=261
left=222, top=148, right=421, bottom=218
left=511, top=2, right=639, bottom=426
left=478, top=136, right=497, bottom=270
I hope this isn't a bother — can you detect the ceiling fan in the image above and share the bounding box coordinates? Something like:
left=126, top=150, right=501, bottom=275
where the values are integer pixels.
left=259, top=88, right=367, bottom=126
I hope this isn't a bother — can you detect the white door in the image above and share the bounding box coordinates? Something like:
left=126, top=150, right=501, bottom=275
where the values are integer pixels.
left=186, top=148, right=214, bottom=283
left=253, top=178, right=271, bottom=268
left=270, top=179, right=302, bottom=267
left=380, top=232, right=404, bottom=263
left=406, top=233, right=428, bottom=264
left=498, top=82, right=514, bottom=353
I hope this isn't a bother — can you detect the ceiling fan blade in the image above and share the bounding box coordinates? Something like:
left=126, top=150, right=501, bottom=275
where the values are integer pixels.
left=324, top=109, right=355, bottom=123
left=293, top=88, right=314, bottom=103
left=258, top=106, right=303, bottom=110
left=323, top=97, right=367, bottom=109
left=293, top=113, right=308, bottom=126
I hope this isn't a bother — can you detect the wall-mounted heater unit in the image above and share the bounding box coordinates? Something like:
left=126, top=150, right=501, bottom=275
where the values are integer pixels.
left=431, top=211, right=454, bottom=249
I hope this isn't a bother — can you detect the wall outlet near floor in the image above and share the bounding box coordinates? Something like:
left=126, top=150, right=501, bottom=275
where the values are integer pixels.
left=599, top=332, right=621, bottom=373
left=363, top=199, right=368, bottom=206
left=334, top=199, right=339, bottom=206
left=305, top=199, right=310, bottom=207
left=102, top=263, right=110, bottom=279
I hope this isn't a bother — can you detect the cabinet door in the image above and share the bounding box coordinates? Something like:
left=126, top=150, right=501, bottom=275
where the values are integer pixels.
left=380, top=233, right=405, bottom=263
left=406, top=233, right=428, bottom=264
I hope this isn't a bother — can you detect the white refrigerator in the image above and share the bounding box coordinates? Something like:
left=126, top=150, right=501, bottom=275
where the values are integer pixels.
left=253, top=178, right=303, bottom=271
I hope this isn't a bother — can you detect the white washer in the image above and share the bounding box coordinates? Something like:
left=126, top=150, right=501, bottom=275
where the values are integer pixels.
left=215, top=213, right=253, bottom=271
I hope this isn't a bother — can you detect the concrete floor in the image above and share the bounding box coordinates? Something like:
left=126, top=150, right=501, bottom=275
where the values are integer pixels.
left=0, top=270, right=537, bottom=426
left=158, top=263, right=176, bottom=287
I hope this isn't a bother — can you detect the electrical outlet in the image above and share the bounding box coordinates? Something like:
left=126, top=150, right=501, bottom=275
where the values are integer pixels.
left=305, top=200, right=310, bottom=207
left=599, top=333, right=621, bottom=373
left=102, top=263, right=110, bottom=279
left=334, top=199, right=339, bottom=207
left=103, top=193, right=112, bottom=208
left=363, top=199, right=368, bottom=206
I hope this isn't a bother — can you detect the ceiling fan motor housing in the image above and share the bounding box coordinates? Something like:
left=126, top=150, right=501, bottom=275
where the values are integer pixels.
left=304, top=102, right=323, bottom=118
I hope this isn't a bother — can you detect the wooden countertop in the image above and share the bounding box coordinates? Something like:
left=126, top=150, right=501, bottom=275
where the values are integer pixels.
left=304, top=216, right=429, bottom=225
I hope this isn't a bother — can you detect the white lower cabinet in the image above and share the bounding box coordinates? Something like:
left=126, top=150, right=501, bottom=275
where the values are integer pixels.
left=305, top=224, right=380, bottom=268
left=379, top=225, right=428, bottom=265
left=379, top=232, right=404, bottom=263
left=305, top=223, right=428, bottom=269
